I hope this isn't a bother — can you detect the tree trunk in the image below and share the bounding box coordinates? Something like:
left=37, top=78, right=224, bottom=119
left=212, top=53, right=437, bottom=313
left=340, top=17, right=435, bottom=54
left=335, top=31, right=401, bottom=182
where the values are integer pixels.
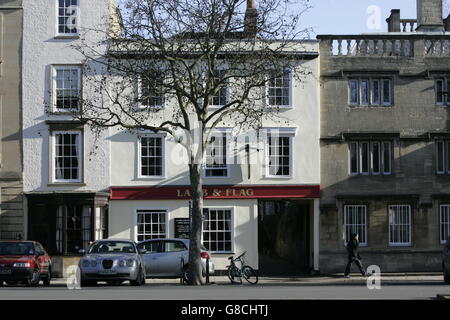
left=187, top=163, right=205, bottom=285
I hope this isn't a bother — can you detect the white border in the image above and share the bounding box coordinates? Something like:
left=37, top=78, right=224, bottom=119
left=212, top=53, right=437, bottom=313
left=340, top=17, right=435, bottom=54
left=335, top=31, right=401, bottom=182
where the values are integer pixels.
left=133, top=207, right=170, bottom=242
left=137, top=133, right=166, bottom=179
left=343, top=205, right=368, bottom=246
left=51, top=130, right=83, bottom=183
left=388, top=204, right=412, bottom=247
left=265, top=68, right=293, bottom=109
left=202, top=206, right=235, bottom=254
left=263, top=129, right=295, bottom=179
left=51, top=65, right=81, bottom=112
left=55, top=0, right=80, bottom=37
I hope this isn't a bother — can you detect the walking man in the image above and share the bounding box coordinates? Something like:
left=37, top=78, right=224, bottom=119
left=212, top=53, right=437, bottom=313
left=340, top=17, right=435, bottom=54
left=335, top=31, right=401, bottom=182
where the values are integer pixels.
left=344, top=233, right=366, bottom=278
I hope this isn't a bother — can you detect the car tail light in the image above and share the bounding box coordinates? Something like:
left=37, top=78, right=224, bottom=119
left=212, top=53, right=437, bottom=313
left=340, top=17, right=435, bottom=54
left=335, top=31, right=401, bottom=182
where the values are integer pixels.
left=200, top=252, right=210, bottom=259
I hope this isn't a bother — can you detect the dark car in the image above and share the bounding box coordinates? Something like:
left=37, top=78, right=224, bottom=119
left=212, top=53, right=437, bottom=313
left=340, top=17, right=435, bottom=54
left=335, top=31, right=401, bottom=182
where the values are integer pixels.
left=0, top=241, right=52, bottom=286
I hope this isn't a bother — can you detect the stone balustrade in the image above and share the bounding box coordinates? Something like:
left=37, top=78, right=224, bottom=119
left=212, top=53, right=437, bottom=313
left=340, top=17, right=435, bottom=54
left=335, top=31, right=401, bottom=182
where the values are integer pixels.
left=317, top=35, right=450, bottom=58
left=400, top=19, right=417, bottom=32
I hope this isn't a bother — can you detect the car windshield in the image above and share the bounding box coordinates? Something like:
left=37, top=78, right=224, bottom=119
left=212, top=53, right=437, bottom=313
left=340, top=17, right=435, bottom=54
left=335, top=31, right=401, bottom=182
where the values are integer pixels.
left=88, top=241, right=136, bottom=254
left=0, top=242, right=35, bottom=255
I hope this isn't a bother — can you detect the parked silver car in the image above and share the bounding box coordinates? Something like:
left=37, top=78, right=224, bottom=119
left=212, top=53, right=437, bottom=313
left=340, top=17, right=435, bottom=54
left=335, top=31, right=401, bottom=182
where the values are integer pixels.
left=443, top=238, right=450, bottom=283
left=79, top=240, right=146, bottom=286
left=137, top=238, right=214, bottom=280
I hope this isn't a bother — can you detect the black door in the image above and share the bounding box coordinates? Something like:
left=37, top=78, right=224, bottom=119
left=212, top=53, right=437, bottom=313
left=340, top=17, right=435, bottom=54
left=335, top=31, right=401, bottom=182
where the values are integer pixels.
left=258, top=200, right=310, bottom=276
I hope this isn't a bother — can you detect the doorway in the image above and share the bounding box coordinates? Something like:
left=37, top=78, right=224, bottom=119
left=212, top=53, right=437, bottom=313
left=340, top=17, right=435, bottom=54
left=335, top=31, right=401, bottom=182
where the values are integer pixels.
left=258, top=200, right=310, bottom=276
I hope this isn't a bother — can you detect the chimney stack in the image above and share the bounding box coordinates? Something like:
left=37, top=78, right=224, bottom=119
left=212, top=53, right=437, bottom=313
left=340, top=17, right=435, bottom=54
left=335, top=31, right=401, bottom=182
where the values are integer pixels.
left=416, top=0, right=444, bottom=32
left=244, top=0, right=257, bottom=37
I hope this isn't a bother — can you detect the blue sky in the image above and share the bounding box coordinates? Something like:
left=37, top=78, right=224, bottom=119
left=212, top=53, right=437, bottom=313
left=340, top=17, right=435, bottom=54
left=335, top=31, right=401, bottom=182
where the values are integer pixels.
left=299, top=0, right=438, bottom=35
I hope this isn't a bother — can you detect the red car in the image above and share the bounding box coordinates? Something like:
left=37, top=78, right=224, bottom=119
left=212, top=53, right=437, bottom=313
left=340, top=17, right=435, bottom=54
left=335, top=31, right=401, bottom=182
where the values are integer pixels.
left=0, top=241, right=52, bottom=286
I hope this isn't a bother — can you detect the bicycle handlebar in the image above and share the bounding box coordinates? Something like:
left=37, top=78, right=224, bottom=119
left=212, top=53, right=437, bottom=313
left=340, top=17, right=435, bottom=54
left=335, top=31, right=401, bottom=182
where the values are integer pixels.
left=234, top=251, right=247, bottom=260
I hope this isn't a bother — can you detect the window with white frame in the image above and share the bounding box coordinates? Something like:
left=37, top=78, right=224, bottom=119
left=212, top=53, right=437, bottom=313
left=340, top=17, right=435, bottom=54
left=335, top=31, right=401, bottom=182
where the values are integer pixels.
left=138, top=75, right=165, bottom=108
left=266, top=133, right=293, bottom=177
left=204, top=131, right=228, bottom=177
left=136, top=209, right=167, bottom=242
left=202, top=208, right=233, bottom=253
left=344, top=205, right=368, bottom=245
left=349, top=141, right=392, bottom=175
left=53, top=66, right=81, bottom=111
left=349, top=78, right=392, bottom=106
left=388, top=205, right=411, bottom=246
left=267, top=69, right=291, bottom=107
left=57, top=0, right=79, bottom=36
left=440, top=205, right=450, bottom=244
left=53, top=131, right=82, bottom=182
left=436, top=140, right=450, bottom=174
left=139, top=135, right=164, bottom=177
left=209, top=69, right=228, bottom=107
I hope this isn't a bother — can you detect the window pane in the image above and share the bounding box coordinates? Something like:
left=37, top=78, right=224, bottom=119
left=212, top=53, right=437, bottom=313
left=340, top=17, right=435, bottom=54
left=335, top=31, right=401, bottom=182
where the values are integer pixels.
left=437, top=80, right=444, bottom=104
left=349, top=80, right=359, bottom=104
left=205, top=132, right=227, bottom=177
left=202, top=209, right=232, bottom=253
left=136, top=210, right=166, bottom=239
left=54, top=132, right=80, bottom=181
left=58, top=0, right=78, bottom=34
left=372, top=80, right=380, bottom=105
left=383, top=79, right=391, bottom=105
left=437, top=141, right=445, bottom=173
left=361, top=142, right=369, bottom=173
left=350, top=143, right=358, bottom=174
left=268, top=70, right=290, bottom=106
left=344, top=205, right=367, bottom=244
left=140, top=137, right=163, bottom=176
left=361, top=80, right=369, bottom=105
left=383, top=142, right=391, bottom=174
left=267, top=134, right=291, bottom=177
left=372, top=142, right=380, bottom=174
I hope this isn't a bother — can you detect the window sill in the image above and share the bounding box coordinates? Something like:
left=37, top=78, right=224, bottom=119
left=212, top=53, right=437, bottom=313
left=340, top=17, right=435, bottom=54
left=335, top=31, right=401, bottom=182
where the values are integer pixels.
left=348, top=104, right=393, bottom=108
left=47, top=183, right=86, bottom=187
left=136, top=176, right=166, bottom=180
left=54, top=35, right=80, bottom=40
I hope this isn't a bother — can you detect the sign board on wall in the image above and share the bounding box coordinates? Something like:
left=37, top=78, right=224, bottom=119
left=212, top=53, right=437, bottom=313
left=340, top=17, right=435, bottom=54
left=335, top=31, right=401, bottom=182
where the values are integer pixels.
left=174, top=218, right=190, bottom=239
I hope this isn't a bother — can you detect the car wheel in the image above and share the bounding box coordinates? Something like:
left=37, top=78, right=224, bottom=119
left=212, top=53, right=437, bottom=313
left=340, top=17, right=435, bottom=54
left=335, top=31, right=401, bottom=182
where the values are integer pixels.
left=43, top=267, right=51, bottom=286
left=0, top=280, right=3, bottom=287
left=5, top=280, right=18, bottom=286
left=27, top=269, right=40, bottom=287
left=130, top=267, right=144, bottom=286
left=182, top=265, right=190, bottom=284
left=445, top=272, right=450, bottom=284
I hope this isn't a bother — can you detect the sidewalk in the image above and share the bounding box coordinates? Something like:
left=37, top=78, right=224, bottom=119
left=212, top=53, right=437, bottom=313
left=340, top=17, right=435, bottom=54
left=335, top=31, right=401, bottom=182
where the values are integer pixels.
left=52, top=273, right=446, bottom=285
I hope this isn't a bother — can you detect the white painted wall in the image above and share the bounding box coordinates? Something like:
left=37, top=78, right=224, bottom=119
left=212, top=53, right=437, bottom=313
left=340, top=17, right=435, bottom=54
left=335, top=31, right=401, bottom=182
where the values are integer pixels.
left=110, top=42, right=320, bottom=187
left=22, top=0, right=111, bottom=192
left=109, top=199, right=259, bottom=271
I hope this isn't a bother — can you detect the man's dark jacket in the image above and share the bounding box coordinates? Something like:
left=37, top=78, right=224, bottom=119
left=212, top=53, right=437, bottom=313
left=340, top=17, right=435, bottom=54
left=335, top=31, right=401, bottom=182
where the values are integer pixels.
left=346, top=239, right=361, bottom=259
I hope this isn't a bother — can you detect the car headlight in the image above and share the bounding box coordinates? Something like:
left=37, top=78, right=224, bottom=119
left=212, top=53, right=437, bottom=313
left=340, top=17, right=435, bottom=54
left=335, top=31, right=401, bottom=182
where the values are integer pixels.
left=81, top=260, right=90, bottom=268
left=13, top=262, right=31, bottom=268
left=126, top=259, right=135, bottom=267
left=118, top=260, right=126, bottom=267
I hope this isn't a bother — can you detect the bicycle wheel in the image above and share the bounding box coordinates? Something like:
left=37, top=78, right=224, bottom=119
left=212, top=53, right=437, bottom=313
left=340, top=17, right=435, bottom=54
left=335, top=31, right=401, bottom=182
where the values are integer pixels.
left=242, top=265, right=258, bottom=284
left=227, top=265, right=241, bottom=284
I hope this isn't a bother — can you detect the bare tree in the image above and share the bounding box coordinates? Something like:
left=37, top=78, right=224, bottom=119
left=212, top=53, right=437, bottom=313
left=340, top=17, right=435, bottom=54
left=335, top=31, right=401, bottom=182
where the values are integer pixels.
left=72, top=0, right=312, bottom=285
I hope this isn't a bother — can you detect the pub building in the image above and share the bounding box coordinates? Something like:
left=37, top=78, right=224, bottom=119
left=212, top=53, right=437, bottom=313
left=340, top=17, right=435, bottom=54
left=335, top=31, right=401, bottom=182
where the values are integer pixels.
left=22, top=0, right=321, bottom=276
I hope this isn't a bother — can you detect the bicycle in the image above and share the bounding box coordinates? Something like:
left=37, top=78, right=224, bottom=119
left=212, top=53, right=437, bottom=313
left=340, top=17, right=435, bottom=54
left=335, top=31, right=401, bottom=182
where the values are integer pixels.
left=227, top=251, right=258, bottom=284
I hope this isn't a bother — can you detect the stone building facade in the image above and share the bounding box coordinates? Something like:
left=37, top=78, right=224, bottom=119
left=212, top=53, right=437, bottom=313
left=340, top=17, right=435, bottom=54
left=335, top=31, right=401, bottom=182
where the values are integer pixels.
left=0, top=0, right=24, bottom=240
left=318, top=0, right=450, bottom=273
